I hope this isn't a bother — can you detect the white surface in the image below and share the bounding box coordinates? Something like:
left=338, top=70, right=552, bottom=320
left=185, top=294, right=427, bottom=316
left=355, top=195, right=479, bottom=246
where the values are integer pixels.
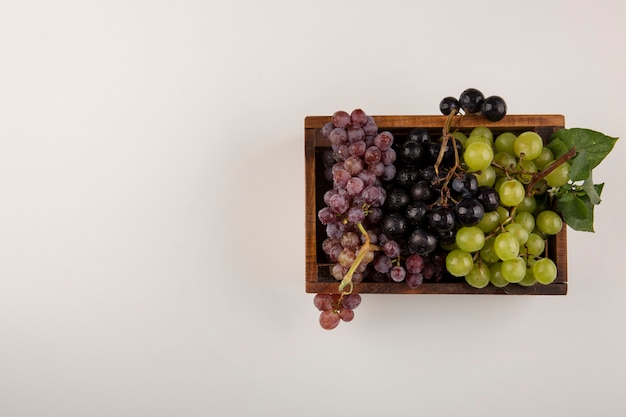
left=1, top=1, right=625, bottom=416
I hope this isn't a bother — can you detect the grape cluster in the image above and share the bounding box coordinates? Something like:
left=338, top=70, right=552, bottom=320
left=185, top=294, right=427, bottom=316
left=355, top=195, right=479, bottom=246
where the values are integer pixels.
left=314, top=293, right=361, bottom=330
left=440, top=88, right=507, bottom=122
left=313, top=101, right=569, bottom=329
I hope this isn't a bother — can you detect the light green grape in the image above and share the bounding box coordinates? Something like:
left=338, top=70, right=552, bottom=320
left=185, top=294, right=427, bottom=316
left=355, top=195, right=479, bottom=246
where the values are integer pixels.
left=470, top=126, right=494, bottom=142
left=526, top=233, right=546, bottom=256
left=514, top=211, right=535, bottom=232
left=473, top=166, right=497, bottom=187
left=465, top=262, right=491, bottom=288
left=534, top=147, right=555, bottom=170
left=536, top=210, right=563, bottom=235
left=446, top=249, right=473, bottom=277
left=494, top=132, right=517, bottom=154
left=518, top=267, right=537, bottom=287
left=533, top=258, right=557, bottom=284
left=501, top=257, right=527, bottom=283
left=498, top=179, right=526, bottom=207
left=516, top=195, right=537, bottom=213
left=496, top=206, right=510, bottom=223
left=451, top=131, right=467, bottom=147
left=465, top=135, right=492, bottom=147
left=516, top=159, right=538, bottom=184
left=505, top=223, right=530, bottom=245
left=493, top=151, right=516, bottom=174
left=494, top=232, right=520, bottom=261
left=514, top=131, right=543, bottom=160
left=477, top=211, right=501, bottom=233
left=545, top=162, right=570, bottom=187
left=489, top=262, right=509, bottom=288
left=464, top=142, right=494, bottom=171
left=480, top=236, right=500, bottom=263
left=455, top=226, right=486, bottom=253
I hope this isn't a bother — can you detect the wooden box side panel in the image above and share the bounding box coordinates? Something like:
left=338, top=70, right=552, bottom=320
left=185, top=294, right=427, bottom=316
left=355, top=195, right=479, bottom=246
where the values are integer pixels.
left=305, top=115, right=567, bottom=295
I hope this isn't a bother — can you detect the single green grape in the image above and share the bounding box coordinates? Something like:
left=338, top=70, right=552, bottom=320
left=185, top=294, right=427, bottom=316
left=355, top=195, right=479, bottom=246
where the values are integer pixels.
left=505, top=223, right=530, bottom=245
left=514, top=211, right=535, bottom=232
left=516, top=195, right=537, bottom=213
left=545, top=162, right=570, bottom=188
left=494, top=132, right=517, bottom=155
left=525, top=233, right=546, bottom=256
left=536, top=210, right=563, bottom=235
left=473, top=166, right=497, bottom=187
left=469, top=126, right=494, bottom=142
left=480, top=236, right=500, bottom=264
left=446, top=249, right=473, bottom=277
left=496, top=206, right=509, bottom=223
left=494, top=232, right=520, bottom=261
left=514, top=131, right=543, bottom=160
left=465, top=262, right=491, bottom=289
left=498, top=179, right=525, bottom=207
left=455, top=226, right=486, bottom=253
left=534, top=147, right=555, bottom=170
left=489, top=262, right=509, bottom=288
left=501, top=257, right=527, bottom=283
left=477, top=211, right=501, bottom=234
left=533, top=258, right=557, bottom=284
left=451, top=131, right=467, bottom=147
left=493, top=151, right=517, bottom=174
left=518, top=267, right=537, bottom=287
left=464, top=142, right=494, bottom=171
left=465, top=135, right=492, bottom=147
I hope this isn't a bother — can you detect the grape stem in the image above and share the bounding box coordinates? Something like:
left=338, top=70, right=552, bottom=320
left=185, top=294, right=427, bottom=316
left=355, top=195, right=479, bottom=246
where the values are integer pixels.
left=338, top=222, right=381, bottom=294
left=433, top=110, right=462, bottom=206
left=525, top=146, right=577, bottom=196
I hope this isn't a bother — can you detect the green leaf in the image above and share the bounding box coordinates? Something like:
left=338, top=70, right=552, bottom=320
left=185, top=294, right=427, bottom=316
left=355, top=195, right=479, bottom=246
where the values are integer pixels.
left=557, top=183, right=604, bottom=232
left=546, top=137, right=569, bottom=159
left=569, top=149, right=590, bottom=182
left=582, top=174, right=601, bottom=205
left=551, top=128, right=618, bottom=171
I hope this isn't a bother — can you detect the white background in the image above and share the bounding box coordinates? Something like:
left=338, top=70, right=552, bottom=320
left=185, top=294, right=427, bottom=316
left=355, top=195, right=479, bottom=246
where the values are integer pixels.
left=1, top=1, right=625, bottom=416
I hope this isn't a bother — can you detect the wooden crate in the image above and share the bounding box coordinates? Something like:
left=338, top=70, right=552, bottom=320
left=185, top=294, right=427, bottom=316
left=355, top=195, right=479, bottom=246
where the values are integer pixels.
left=305, top=114, right=568, bottom=295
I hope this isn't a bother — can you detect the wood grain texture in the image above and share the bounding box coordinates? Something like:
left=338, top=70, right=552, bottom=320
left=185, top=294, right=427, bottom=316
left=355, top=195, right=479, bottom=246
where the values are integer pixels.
left=305, top=115, right=568, bottom=295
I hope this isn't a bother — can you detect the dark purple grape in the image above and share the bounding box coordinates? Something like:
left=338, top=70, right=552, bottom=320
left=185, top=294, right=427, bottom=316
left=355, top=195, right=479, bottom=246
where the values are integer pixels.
left=476, top=186, right=500, bottom=212
left=342, top=293, right=362, bottom=309
left=454, top=198, right=485, bottom=226
left=405, top=254, right=425, bottom=274
left=451, top=172, right=479, bottom=199
left=418, top=165, right=436, bottom=182
left=439, top=96, right=461, bottom=116
left=407, top=128, right=431, bottom=145
left=385, top=187, right=410, bottom=211
left=459, top=88, right=485, bottom=114
left=381, top=213, right=408, bottom=239
left=398, top=140, right=426, bottom=166
left=482, top=95, right=507, bottom=122
left=437, top=228, right=457, bottom=245
left=428, top=205, right=456, bottom=232
left=395, top=167, right=420, bottom=188
left=410, top=180, right=435, bottom=203
left=405, top=201, right=428, bottom=227
left=408, top=228, right=438, bottom=255
left=406, top=273, right=424, bottom=288
left=389, top=266, right=407, bottom=282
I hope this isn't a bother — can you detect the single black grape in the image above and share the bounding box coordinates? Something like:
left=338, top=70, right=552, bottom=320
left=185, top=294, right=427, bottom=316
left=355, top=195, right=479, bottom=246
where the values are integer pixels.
left=482, top=95, right=507, bottom=122
left=395, top=167, right=420, bottom=188
left=381, top=213, right=408, bottom=239
left=407, top=128, right=431, bottom=145
left=408, top=228, right=438, bottom=255
left=428, top=205, right=456, bottom=232
left=385, top=187, right=410, bottom=211
left=410, top=180, right=435, bottom=203
left=439, top=96, right=461, bottom=116
left=451, top=172, right=479, bottom=199
left=405, top=201, right=428, bottom=227
left=454, top=198, right=485, bottom=226
left=475, top=186, right=500, bottom=212
left=398, top=140, right=426, bottom=166
left=459, top=88, right=485, bottom=114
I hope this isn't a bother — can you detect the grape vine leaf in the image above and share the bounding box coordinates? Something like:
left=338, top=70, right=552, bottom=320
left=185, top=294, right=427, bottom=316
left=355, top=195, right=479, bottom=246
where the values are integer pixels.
left=556, top=183, right=604, bottom=232
left=550, top=128, right=618, bottom=176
